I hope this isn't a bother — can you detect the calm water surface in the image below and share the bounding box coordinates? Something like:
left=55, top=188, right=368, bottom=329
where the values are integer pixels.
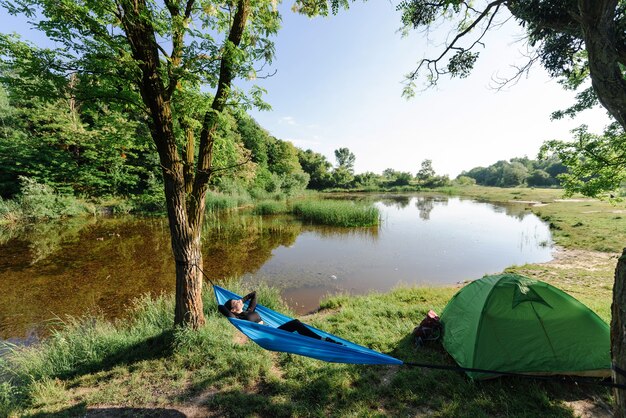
left=0, top=194, right=552, bottom=341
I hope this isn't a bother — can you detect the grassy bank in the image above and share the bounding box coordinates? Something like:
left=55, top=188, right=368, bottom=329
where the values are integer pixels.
left=1, top=186, right=621, bottom=416
left=0, top=283, right=610, bottom=417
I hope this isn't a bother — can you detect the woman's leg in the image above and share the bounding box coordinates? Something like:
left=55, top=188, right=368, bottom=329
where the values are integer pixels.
left=278, top=319, right=322, bottom=339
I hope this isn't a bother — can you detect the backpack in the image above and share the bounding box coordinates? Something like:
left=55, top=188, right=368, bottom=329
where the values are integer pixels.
left=413, top=310, right=441, bottom=347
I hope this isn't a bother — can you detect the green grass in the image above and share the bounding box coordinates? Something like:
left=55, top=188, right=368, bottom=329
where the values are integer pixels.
left=1, top=185, right=620, bottom=416
left=1, top=283, right=610, bottom=417
left=205, top=191, right=252, bottom=212
left=291, top=199, right=379, bottom=227
left=252, top=200, right=288, bottom=215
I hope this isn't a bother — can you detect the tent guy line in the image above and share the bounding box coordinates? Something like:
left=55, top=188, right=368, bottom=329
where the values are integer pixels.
left=402, top=361, right=626, bottom=390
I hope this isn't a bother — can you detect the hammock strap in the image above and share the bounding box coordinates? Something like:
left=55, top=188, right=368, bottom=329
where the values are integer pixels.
left=191, top=261, right=216, bottom=287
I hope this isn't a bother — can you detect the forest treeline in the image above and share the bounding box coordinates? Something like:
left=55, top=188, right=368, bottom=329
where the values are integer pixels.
left=0, top=71, right=455, bottom=208
left=458, top=157, right=567, bottom=188
left=0, top=69, right=565, bottom=215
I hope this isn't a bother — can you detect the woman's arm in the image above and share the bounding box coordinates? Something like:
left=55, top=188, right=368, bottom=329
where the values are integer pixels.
left=218, top=304, right=235, bottom=318
left=244, top=291, right=258, bottom=312
left=242, top=291, right=256, bottom=302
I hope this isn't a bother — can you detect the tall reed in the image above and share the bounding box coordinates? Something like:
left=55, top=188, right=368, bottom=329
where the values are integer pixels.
left=291, top=200, right=379, bottom=227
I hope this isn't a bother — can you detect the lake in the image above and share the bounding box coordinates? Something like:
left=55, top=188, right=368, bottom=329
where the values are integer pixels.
left=0, top=194, right=552, bottom=341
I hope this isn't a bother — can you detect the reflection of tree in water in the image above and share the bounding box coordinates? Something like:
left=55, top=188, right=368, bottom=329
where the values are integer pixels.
left=414, top=196, right=449, bottom=220
left=488, top=203, right=529, bottom=221
left=0, top=217, right=97, bottom=266
left=202, top=213, right=302, bottom=280
left=379, top=195, right=411, bottom=209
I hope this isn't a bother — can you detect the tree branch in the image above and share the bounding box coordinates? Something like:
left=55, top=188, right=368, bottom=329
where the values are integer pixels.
left=409, top=0, right=507, bottom=84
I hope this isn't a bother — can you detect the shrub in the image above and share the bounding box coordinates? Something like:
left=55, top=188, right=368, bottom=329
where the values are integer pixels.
left=15, top=177, right=92, bottom=220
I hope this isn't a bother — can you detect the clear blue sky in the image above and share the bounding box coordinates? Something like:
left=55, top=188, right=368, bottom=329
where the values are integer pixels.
left=1, top=1, right=611, bottom=177
left=245, top=2, right=611, bottom=177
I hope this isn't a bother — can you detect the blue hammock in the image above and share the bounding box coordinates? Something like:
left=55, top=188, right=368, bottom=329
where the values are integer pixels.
left=214, top=285, right=402, bottom=365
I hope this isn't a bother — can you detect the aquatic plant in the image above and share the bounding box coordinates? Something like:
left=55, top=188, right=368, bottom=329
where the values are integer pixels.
left=252, top=200, right=288, bottom=215
left=291, top=199, right=379, bottom=227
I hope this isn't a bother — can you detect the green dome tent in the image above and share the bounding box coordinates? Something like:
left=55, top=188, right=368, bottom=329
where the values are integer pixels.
left=441, top=273, right=610, bottom=380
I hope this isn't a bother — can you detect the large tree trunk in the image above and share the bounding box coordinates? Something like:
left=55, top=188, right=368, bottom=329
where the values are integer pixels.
left=579, top=0, right=626, bottom=130
left=119, top=0, right=207, bottom=328
left=119, top=0, right=251, bottom=330
left=612, top=249, right=626, bottom=417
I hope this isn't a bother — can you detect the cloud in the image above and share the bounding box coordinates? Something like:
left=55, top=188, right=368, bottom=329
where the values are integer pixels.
left=278, top=116, right=297, bottom=126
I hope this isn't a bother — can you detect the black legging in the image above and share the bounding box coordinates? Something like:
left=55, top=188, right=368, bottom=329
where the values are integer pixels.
left=277, top=319, right=322, bottom=340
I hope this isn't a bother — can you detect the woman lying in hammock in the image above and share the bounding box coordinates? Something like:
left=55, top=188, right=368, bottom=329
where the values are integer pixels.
left=218, top=291, right=342, bottom=345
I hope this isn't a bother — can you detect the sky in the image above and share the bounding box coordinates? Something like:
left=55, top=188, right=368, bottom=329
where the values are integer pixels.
left=242, top=1, right=611, bottom=177
left=0, top=1, right=612, bottom=177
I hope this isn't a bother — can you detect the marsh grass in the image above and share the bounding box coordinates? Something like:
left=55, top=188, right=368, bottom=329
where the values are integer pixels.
left=0, top=282, right=611, bottom=417
left=291, top=200, right=379, bottom=227
left=205, top=191, right=252, bottom=212
left=252, top=200, right=288, bottom=215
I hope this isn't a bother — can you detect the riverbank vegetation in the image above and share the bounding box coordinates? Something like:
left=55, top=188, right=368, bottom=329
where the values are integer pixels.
left=0, top=276, right=612, bottom=417
left=0, top=187, right=621, bottom=416
left=292, top=199, right=380, bottom=227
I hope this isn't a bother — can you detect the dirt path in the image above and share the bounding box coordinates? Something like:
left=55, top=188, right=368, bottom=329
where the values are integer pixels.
left=545, top=246, right=619, bottom=272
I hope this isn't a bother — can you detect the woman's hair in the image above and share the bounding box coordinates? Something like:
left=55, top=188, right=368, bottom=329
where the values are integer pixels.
left=224, top=299, right=234, bottom=311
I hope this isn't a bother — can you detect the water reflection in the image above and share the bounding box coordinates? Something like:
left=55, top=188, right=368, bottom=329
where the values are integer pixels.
left=243, top=195, right=552, bottom=313
left=0, top=194, right=553, bottom=339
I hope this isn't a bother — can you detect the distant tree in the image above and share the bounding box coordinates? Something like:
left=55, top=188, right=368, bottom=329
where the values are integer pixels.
left=527, top=169, right=554, bottom=187
left=382, top=168, right=398, bottom=179
left=415, top=159, right=435, bottom=183
left=298, top=149, right=332, bottom=189
left=500, top=161, right=529, bottom=187
left=391, top=171, right=412, bottom=186
left=454, top=175, right=476, bottom=187
left=235, top=113, right=270, bottom=167
left=353, top=171, right=380, bottom=188
left=330, top=167, right=354, bottom=189
left=334, top=147, right=356, bottom=173
left=268, top=139, right=302, bottom=176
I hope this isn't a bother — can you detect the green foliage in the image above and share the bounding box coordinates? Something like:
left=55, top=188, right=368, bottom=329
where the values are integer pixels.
left=291, top=199, right=379, bottom=227
left=415, top=159, right=450, bottom=188
left=390, top=171, right=413, bottom=186
left=460, top=156, right=563, bottom=188
left=298, top=148, right=332, bottom=189
left=353, top=171, right=380, bottom=189
left=454, top=175, right=476, bottom=187
left=205, top=191, right=252, bottom=213
left=330, top=166, right=354, bottom=189
left=267, top=139, right=303, bottom=176
left=0, top=177, right=93, bottom=221
left=334, top=147, right=355, bottom=172
left=0, top=381, right=18, bottom=417
left=129, top=173, right=166, bottom=214
left=541, top=124, right=626, bottom=199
